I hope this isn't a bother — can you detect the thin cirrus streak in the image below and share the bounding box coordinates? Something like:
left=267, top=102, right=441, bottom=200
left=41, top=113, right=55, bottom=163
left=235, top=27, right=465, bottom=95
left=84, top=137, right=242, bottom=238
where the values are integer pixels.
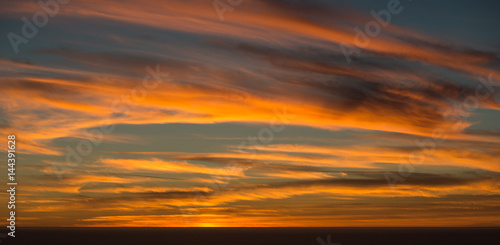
left=0, top=0, right=499, bottom=227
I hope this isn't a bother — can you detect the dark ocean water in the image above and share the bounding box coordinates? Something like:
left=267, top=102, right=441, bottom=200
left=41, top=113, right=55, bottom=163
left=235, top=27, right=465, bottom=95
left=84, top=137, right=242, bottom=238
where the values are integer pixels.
left=4, top=227, right=499, bottom=245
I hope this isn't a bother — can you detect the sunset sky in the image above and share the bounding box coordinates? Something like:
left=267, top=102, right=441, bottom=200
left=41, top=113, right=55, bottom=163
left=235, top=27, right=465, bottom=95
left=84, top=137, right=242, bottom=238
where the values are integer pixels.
left=1, top=0, right=500, bottom=227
